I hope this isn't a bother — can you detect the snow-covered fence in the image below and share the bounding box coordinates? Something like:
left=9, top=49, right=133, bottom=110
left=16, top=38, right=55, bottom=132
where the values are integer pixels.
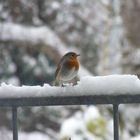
left=0, top=75, right=140, bottom=140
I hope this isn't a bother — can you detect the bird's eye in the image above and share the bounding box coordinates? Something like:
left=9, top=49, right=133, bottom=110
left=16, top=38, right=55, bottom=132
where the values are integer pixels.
left=71, top=54, right=75, bottom=58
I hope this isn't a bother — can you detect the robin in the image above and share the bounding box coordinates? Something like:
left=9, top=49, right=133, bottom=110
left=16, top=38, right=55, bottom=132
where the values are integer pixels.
left=54, top=52, right=80, bottom=86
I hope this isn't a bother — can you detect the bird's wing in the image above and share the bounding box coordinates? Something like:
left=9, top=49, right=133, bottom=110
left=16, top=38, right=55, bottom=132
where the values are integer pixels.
left=54, top=62, right=63, bottom=86
left=55, top=63, right=61, bottom=80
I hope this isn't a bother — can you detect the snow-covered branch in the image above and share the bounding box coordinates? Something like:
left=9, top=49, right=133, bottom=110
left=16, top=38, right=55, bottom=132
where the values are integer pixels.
left=0, top=22, right=67, bottom=55
left=0, top=75, right=140, bottom=98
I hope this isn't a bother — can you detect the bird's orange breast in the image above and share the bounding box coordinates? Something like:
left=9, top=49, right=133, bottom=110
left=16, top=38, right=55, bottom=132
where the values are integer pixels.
left=66, top=59, right=79, bottom=70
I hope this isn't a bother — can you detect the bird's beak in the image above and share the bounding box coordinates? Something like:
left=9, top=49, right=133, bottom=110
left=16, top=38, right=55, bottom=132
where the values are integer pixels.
left=77, top=54, right=80, bottom=57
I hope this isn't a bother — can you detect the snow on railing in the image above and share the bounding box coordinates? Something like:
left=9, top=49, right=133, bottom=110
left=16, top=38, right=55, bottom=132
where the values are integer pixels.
left=0, top=75, right=140, bottom=140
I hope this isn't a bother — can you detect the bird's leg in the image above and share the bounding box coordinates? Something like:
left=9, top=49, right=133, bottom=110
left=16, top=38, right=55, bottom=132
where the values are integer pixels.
left=61, top=83, right=65, bottom=87
left=60, top=81, right=66, bottom=87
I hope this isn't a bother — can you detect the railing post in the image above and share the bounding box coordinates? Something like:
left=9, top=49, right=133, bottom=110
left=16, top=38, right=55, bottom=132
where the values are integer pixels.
left=113, top=104, right=119, bottom=140
left=12, top=107, right=18, bottom=140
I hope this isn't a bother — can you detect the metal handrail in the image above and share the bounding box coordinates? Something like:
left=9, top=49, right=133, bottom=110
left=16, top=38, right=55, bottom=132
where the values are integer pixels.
left=0, top=94, right=140, bottom=106
left=0, top=94, right=139, bottom=140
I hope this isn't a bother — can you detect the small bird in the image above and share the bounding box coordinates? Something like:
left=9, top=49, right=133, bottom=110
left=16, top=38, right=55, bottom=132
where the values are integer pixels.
left=54, top=52, right=80, bottom=86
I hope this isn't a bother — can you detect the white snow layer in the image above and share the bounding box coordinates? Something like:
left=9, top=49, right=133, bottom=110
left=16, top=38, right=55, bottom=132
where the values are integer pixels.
left=0, top=75, right=140, bottom=98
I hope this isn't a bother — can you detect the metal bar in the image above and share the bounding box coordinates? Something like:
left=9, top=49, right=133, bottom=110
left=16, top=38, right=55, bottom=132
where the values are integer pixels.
left=12, top=107, right=18, bottom=140
left=113, top=104, right=119, bottom=140
left=0, top=94, right=139, bottom=107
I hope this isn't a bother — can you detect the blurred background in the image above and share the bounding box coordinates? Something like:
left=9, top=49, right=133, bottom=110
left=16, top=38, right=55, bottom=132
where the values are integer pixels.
left=0, top=0, right=140, bottom=140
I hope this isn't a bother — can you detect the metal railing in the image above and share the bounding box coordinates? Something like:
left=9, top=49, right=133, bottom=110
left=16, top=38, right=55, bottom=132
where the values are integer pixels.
left=0, top=94, right=140, bottom=140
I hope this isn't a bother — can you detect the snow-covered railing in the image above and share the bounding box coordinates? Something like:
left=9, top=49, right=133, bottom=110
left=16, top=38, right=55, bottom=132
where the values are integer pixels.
left=0, top=75, right=140, bottom=140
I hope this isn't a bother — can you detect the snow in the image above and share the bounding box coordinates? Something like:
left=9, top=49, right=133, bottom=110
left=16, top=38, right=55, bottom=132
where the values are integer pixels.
left=60, top=115, right=85, bottom=137
left=130, top=135, right=140, bottom=140
left=7, top=77, right=20, bottom=86
left=60, top=106, right=107, bottom=140
left=76, top=75, right=140, bottom=95
left=19, top=131, right=51, bottom=140
left=84, top=106, right=100, bottom=121
left=119, top=104, right=140, bottom=134
left=0, top=22, right=67, bottom=55
left=0, top=128, right=51, bottom=140
left=23, top=55, right=37, bottom=68
left=0, top=75, right=139, bottom=98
